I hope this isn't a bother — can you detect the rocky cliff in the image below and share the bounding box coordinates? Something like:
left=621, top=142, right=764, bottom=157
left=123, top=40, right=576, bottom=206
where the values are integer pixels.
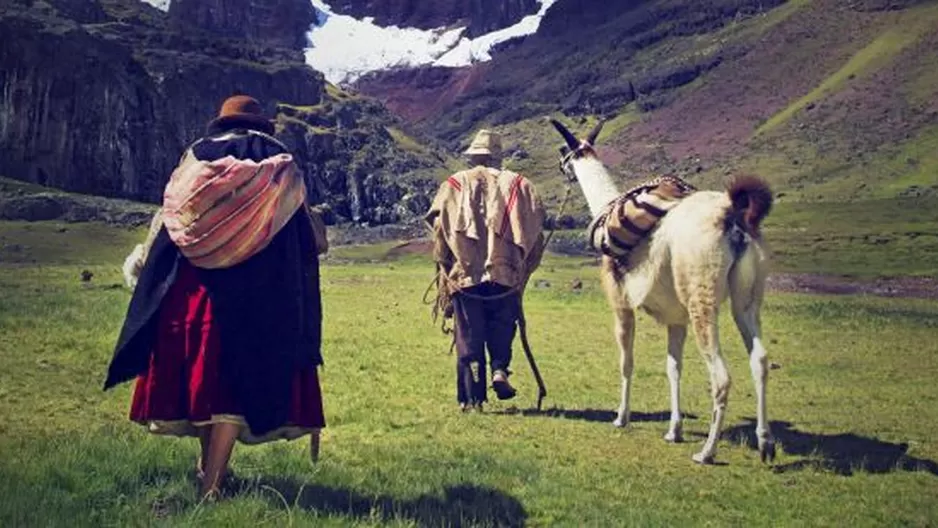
left=276, top=87, right=453, bottom=224
left=0, top=0, right=452, bottom=224
left=325, top=0, right=540, bottom=37
left=168, top=0, right=316, bottom=49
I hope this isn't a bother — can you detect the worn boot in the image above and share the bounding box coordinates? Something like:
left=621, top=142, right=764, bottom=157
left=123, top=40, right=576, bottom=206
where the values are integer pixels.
left=492, top=369, right=517, bottom=400
left=457, top=359, right=487, bottom=412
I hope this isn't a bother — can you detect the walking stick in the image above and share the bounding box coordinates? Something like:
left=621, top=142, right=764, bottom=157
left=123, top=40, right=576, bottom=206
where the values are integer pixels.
left=514, top=182, right=571, bottom=411
left=517, top=297, right=547, bottom=411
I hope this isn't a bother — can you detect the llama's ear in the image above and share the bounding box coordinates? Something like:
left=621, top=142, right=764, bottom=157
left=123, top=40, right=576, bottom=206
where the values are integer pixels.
left=586, top=120, right=605, bottom=146
left=550, top=119, right=580, bottom=149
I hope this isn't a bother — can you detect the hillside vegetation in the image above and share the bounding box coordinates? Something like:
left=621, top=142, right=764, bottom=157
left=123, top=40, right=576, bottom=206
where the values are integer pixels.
left=358, top=0, right=938, bottom=218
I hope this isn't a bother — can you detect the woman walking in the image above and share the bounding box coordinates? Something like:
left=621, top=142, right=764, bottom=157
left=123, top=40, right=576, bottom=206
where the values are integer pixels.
left=105, top=95, right=325, bottom=499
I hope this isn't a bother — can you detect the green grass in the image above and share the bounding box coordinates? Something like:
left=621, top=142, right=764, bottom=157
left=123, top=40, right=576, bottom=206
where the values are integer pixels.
left=0, top=176, right=49, bottom=195
left=875, top=124, right=938, bottom=197
left=276, top=114, right=333, bottom=135
left=2, top=220, right=938, bottom=525
left=903, top=36, right=938, bottom=106
left=547, top=196, right=938, bottom=278
left=325, top=83, right=360, bottom=102
left=764, top=197, right=938, bottom=278
left=729, top=0, right=813, bottom=39
left=595, top=109, right=639, bottom=144
left=386, top=127, right=431, bottom=156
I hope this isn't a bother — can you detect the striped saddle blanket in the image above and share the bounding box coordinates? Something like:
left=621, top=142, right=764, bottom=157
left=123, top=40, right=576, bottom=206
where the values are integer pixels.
left=587, top=175, right=696, bottom=260
left=162, top=150, right=306, bottom=269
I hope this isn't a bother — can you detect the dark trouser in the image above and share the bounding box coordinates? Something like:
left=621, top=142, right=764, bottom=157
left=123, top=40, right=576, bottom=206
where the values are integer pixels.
left=452, top=282, right=520, bottom=404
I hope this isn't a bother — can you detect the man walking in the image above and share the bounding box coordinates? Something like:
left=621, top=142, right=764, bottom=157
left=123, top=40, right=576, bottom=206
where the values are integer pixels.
left=425, top=129, right=545, bottom=411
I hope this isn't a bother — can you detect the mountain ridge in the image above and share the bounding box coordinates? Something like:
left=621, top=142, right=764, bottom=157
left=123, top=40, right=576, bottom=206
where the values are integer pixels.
left=0, top=0, right=455, bottom=225
left=351, top=0, right=938, bottom=213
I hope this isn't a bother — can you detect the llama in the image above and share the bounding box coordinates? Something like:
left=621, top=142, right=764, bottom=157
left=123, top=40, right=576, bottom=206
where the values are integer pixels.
left=550, top=119, right=776, bottom=464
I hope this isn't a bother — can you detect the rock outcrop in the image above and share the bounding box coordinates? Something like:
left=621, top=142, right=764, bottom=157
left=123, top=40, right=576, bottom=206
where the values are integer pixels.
left=168, top=0, right=316, bottom=49
left=325, top=0, right=540, bottom=37
left=276, top=88, right=449, bottom=224
left=1, top=0, right=322, bottom=201
left=0, top=0, right=451, bottom=225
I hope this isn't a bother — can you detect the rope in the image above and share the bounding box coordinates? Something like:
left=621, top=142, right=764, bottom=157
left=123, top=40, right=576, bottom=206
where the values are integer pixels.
left=543, top=183, right=573, bottom=250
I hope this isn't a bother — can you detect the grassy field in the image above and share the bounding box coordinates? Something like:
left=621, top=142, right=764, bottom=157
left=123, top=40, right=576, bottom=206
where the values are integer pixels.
left=546, top=196, right=938, bottom=280
left=1, top=220, right=938, bottom=526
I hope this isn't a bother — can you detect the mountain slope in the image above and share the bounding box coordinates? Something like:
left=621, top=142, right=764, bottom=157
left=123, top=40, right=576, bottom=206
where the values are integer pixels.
left=0, top=0, right=455, bottom=225
left=353, top=0, right=938, bottom=214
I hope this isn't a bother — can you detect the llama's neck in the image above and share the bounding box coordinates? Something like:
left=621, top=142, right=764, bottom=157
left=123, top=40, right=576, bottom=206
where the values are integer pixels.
left=571, top=157, right=621, bottom=217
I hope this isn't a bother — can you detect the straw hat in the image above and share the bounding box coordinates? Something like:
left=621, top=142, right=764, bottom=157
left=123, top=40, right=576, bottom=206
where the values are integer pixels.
left=206, top=95, right=274, bottom=135
left=463, top=129, right=503, bottom=157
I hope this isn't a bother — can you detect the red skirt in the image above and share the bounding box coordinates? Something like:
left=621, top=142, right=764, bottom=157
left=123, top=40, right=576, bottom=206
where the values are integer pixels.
left=129, top=260, right=325, bottom=444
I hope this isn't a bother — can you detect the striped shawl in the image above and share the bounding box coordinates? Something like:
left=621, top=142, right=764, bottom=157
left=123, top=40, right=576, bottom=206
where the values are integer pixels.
left=162, top=148, right=306, bottom=269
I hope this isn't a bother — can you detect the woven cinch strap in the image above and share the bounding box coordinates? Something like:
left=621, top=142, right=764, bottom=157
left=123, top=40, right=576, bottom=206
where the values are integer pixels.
left=587, top=175, right=697, bottom=260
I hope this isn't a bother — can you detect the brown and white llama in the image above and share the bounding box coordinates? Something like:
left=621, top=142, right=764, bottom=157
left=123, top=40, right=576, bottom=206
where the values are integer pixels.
left=550, top=119, right=776, bottom=464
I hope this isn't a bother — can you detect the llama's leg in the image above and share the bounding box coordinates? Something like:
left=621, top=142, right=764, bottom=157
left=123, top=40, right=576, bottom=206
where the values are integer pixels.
left=690, top=304, right=731, bottom=464
left=732, top=303, right=776, bottom=462
left=612, top=308, right=636, bottom=428
left=664, top=324, right=687, bottom=443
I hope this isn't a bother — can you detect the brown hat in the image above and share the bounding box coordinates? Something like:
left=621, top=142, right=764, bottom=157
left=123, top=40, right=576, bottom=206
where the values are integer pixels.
left=464, top=129, right=503, bottom=157
left=207, top=95, right=274, bottom=135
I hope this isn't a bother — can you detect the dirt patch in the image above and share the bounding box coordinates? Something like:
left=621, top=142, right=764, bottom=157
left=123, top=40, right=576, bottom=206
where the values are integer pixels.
left=767, top=273, right=938, bottom=300
left=385, top=239, right=434, bottom=259
left=327, top=222, right=428, bottom=247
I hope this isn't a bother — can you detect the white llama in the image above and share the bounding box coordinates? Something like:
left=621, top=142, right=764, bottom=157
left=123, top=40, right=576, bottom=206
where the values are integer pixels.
left=551, top=119, right=776, bottom=464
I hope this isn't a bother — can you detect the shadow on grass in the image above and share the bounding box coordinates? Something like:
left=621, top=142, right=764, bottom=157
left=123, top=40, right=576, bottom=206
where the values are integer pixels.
left=723, top=419, right=938, bottom=476
left=492, top=407, right=698, bottom=423
left=227, top=477, right=527, bottom=527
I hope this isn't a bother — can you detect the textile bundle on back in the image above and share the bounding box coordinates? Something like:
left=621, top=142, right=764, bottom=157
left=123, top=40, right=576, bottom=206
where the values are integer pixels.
left=162, top=142, right=306, bottom=269
left=588, top=175, right=697, bottom=260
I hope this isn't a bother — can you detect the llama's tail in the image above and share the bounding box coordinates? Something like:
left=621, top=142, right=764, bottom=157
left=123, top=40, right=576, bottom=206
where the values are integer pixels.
left=727, top=175, right=773, bottom=237
left=726, top=176, right=773, bottom=311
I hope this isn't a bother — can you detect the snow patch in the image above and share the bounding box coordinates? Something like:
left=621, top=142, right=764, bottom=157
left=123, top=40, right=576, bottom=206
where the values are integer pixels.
left=140, top=0, right=171, bottom=11
left=305, top=0, right=559, bottom=85
left=435, top=0, right=559, bottom=67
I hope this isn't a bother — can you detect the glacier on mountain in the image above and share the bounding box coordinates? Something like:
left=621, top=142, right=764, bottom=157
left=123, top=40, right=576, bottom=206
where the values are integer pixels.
left=141, top=0, right=170, bottom=11
left=135, top=0, right=557, bottom=85
left=305, top=0, right=558, bottom=85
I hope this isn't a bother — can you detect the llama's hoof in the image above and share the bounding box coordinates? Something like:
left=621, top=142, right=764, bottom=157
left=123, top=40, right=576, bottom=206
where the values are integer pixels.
left=759, top=439, right=776, bottom=463
left=663, top=430, right=683, bottom=443
left=612, top=417, right=629, bottom=428
left=692, top=452, right=715, bottom=465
